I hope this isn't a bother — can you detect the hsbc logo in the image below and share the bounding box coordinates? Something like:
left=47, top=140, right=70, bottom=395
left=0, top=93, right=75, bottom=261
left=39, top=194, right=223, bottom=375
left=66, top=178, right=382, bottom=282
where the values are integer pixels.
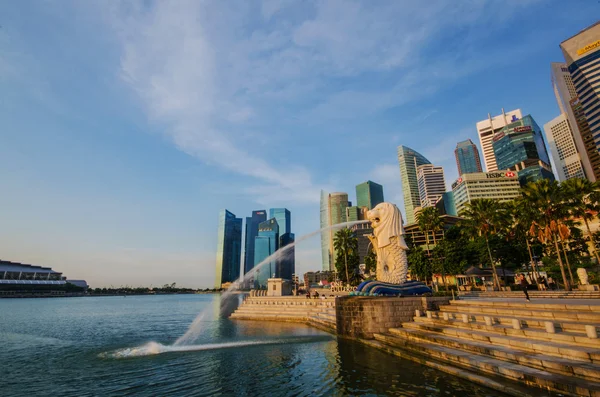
left=505, top=171, right=515, bottom=177
left=486, top=171, right=516, bottom=179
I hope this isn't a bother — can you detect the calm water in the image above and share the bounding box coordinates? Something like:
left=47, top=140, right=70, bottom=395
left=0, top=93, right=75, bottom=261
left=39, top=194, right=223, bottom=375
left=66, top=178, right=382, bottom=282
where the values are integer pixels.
left=0, top=294, right=504, bottom=396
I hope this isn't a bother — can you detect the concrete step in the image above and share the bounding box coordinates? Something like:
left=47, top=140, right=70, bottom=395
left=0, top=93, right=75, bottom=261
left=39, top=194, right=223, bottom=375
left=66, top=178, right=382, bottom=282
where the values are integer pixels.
left=441, top=304, right=600, bottom=323
left=402, top=322, right=600, bottom=363
left=308, top=316, right=336, bottom=333
left=234, top=306, right=323, bottom=313
left=230, top=312, right=308, bottom=321
left=373, top=331, right=600, bottom=396
left=389, top=326, right=600, bottom=381
left=450, top=300, right=600, bottom=313
left=416, top=315, right=600, bottom=348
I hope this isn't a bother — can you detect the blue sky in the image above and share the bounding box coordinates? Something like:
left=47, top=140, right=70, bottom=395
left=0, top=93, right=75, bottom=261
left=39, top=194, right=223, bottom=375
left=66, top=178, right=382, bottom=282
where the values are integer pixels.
left=1, top=1, right=598, bottom=288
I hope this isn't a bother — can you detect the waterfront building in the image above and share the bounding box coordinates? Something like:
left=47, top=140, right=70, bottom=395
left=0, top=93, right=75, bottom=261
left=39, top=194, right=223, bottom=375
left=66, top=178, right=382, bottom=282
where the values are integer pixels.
left=452, top=171, right=521, bottom=215
left=304, top=270, right=334, bottom=287
left=397, top=145, right=432, bottom=225
left=277, top=232, right=295, bottom=281
left=492, top=114, right=555, bottom=185
left=560, top=23, right=600, bottom=154
left=355, top=180, right=384, bottom=210
left=0, top=260, right=88, bottom=296
left=544, top=114, right=586, bottom=181
left=476, top=109, right=523, bottom=172
left=243, top=210, right=267, bottom=275
left=254, top=218, right=279, bottom=288
left=416, top=164, right=446, bottom=208
left=435, top=192, right=457, bottom=216
left=320, top=191, right=350, bottom=271
left=454, top=139, right=483, bottom=175
left=215, top=209, right=243, bottom=289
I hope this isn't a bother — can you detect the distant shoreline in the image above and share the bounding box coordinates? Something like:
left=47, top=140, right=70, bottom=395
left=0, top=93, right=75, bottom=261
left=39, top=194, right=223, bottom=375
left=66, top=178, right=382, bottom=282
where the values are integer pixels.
left=0, top=291, right=221, bottom=299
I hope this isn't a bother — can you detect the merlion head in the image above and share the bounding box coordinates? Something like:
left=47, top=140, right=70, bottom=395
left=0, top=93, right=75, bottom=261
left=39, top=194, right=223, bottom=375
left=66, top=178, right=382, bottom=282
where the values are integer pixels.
left=366, top=202, right=404, bottom=248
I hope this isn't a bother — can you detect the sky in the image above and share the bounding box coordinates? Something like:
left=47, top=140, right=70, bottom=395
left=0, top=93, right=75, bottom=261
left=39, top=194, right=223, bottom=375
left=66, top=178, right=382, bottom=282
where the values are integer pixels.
left=1, top=1, right=598, bottom=288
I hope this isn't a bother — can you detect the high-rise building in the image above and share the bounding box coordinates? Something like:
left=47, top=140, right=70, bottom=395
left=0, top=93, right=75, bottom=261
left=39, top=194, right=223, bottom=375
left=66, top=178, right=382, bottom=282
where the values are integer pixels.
left=397, top=145, right=431, bottom=225
left=492, top=114, right=555, bottom=185
left=452, top=171, right=521, bottom=215
left=435, top=192, right=457, bottom=216
left=416, top=164, right=446, bottom=208
left=476, top=109, right=523, bottom=172
left=560, top=23, right=600, bottom=154
left=215, top=209, right=242, bottom=289
left=277, top=232, right=295, bottom=281
left=355, top=180, right=384, bottom=210
left=254, top=218, right=279, bottom=288
left=544, top=114, right=586, bottom=181
left=551, top=62, right=597, bottom=181
left=319, top=191, right=350, bottom=271
left=346, top=206, right=362, bottom=222
left=269, top=208, right=291, bottom=235
left=243, top=210, right=267, bottom=275
left=454, top=139, right=483, bottom=175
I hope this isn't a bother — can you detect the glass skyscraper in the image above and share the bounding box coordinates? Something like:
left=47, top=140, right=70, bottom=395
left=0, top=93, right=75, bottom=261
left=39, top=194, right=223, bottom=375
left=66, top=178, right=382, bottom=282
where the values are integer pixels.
left=397, top=145, right=431, bottom=225
left=320, top=190, right=350, bottom=271
left=356, top=180, right=384, bottom=210
left=269, top=208, right=295, bottom=281
left=215, top=209, right=242, bottom=289
left=492, top=115, right=555, bottom=185
left=243, top=210, right=267, bottom=275
left=269, top=208, right=291, bottom=235
left=254, top=218, right=279, bottom=289
left=454, top=139, right=483, bottom=175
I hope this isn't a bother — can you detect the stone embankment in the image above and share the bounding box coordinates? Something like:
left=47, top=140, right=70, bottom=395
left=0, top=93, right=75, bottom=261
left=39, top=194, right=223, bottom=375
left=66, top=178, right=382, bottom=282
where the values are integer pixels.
left=460, top=290, right=600, bottom=299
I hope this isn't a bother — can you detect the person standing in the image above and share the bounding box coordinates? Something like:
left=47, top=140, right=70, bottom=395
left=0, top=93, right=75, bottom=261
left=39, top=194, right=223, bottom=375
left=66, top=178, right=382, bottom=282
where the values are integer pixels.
left=519, top=274, right=530, bottom=301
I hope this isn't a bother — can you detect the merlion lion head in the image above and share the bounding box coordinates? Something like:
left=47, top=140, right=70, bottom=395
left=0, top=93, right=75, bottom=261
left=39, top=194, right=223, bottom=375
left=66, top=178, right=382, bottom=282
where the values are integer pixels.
left=366, top=202, right=404, bottom=248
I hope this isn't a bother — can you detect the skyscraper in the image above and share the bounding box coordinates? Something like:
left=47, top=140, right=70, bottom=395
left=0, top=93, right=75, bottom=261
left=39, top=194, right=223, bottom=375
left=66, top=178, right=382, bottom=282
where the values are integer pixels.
left=492, top=114, right=555, bottom=185
left=269, top=208, right=291, bottom=235
left=560, top=23, right=600, bottom=153
left=476, top=109, right=523, bottom=172
left=215, top=209, right=242, bottom=289
left=355, top=180, right=384, bottom=210
left=571, top=97, right=600, bottom=178
left=254, top=218, right=279, bottom=288
left=416, top=164, right=446, bottom=208
left=319, top=191, right=350, bottom=271
left=454, top=139, right=483, bottom=175
left=544, top=114, right=586, bottom=181
left=397, top=145, right=431, bottom=225
left=269, top=208, right=294, bottom=281
left=243, top=210, right=267, bottom=275
left=550, top=62, right=597, bottom=181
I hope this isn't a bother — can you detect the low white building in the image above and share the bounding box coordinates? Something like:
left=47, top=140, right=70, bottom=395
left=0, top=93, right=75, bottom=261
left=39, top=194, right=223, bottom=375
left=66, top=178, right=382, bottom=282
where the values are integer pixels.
left=452, top=171, right=521, bottom=215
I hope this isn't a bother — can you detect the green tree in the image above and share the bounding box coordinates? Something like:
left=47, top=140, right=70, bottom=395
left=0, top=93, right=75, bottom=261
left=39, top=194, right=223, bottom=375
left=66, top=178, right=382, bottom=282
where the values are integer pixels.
left=416, top=206, right=443, bottom=256
left=364, top=247, right=377, bottom=275
left=408, top=245, right=432, bottom=283
left=333, top=228, right=359, bottom=285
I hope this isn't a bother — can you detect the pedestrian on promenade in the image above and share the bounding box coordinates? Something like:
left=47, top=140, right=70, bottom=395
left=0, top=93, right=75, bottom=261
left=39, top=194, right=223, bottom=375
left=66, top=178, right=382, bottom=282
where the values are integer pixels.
left=519, top=274, right=530, bottom=301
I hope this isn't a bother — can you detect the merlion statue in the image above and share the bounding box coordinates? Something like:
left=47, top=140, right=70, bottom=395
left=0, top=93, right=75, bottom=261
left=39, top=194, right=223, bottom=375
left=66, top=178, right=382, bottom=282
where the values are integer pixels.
left=365, top=202, right=409, bottom=284
left=578, top=268, right=589, bottom=285
left=352, top=202, right=431, bottom=297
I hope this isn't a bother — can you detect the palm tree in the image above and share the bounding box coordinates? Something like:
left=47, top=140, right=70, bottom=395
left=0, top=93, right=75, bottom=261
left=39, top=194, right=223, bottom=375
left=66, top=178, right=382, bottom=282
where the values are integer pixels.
left=504, top=199, right=539, bottom=285
left=522, top=179, right=571, bottom=291
left=561, top=178, right=600, bottom=265
left=461, top=199, right=502, bottom=290
left=416, top=206, right=443, bottom=254
left=333, top=228, right=355, bottom=285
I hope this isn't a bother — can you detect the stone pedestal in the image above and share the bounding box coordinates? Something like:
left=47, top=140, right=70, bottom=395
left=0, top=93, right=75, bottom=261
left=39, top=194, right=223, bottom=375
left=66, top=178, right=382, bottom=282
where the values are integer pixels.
left=267, top=278, right=292, bottom=296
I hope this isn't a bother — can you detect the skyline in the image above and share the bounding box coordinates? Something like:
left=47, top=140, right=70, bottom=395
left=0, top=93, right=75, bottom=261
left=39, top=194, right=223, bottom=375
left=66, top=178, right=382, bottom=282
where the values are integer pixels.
left=1, top=1, right=598, bottom=288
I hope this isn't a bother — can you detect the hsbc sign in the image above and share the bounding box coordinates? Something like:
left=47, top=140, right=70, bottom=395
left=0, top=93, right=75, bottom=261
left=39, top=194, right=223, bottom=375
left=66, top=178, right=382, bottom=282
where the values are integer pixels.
left=486, top=171, right=516, bottom=179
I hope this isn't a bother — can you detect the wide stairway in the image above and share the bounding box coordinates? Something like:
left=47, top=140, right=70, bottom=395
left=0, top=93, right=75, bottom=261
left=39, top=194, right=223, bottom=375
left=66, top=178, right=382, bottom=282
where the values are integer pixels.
left=230, top=296, right=337, bottom=332
left=372, top=299, right=600, bottom=396
left=461, top=290, right=600, bottom=299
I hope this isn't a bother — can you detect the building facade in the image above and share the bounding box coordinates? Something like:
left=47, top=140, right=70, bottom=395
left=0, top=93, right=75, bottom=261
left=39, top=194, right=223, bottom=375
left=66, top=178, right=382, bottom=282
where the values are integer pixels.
left=346, top=206, right=367, bottom=222
left=356, top=180, right=384, bottom=210
left=454, top=139, right=483, bottom=175
left=452, top=171, right=522, bottom=215
left=269, top=208, right=291, bottom=235
left=243, top=210, right=267, bottom=275
left=320, top=191, right=350, bottom=271
left=551, top=62, right=597, bottom=181
left=560, top=23, right=600, bottom=155
left=215, top=209, right=243, bottom=289
left=416, top=164, right=446, bottom=208
left=492, top=114, right=555, bottom=185
left=254, top=218, right=279, bottom=288
left=397, top=145, right=431, bottom=225
left=571, top=97, right=600, bottom=179
left=544, top=114, right=586, bottom=181
left=435, top=191, right=457, bottom=216
left=476, top=109, right=523, bottom=172
left=278, top=232, right=295, bottom=281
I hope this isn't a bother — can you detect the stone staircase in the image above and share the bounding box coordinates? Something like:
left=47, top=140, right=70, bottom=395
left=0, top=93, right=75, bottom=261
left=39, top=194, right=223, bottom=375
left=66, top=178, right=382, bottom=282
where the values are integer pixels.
left=460, top=290, right=600, bottom=299
left=230, top=296, right=337, bottom=332
left=372, top=299, right=600, bottom=396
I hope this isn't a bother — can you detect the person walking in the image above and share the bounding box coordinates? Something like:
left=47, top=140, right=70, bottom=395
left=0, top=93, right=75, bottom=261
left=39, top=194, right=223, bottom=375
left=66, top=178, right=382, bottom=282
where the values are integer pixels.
left=519, top=274, right=530, bottom=302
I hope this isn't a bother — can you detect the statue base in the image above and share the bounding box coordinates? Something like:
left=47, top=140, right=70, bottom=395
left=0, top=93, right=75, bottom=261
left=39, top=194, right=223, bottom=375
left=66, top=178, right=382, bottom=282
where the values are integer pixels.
left=352, top=280, right=432, bottom=297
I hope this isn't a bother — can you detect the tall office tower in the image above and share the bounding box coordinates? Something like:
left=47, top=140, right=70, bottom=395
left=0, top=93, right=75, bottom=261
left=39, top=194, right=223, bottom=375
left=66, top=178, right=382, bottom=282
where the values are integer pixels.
left=561, top=23, right=600, bottom=154
left=243, top=210, right=267, bottom=274
left=454, top=139, right=483, bottom=175
left=397, top=145, right=431, bottom=225
left=254, top=218, right=279, bottom=288
left=492, top=114, right=555, bottom=185
left=551, top=62, right=597, bottom=181
left=319, top=191, right=350, bottom=271
left=476, top=109, right=523, bottom=172
left=452, top=171, right=521, bottom=215
left=572, top=97, right=600, bottom=178
left=435, top=191, right=457, bottom=216
left=269, top=208, right=291, bottom=235
left=215, top=210, right=242, bottom=289
left=346, top=206, right=367, bottom=222
left=269, top=208, right=294, bottom=281
left=544, top=114, right=586, bottom=181
left=416, top=164, right=446, bottom=208
left=355, top=180, right=384, bottom=210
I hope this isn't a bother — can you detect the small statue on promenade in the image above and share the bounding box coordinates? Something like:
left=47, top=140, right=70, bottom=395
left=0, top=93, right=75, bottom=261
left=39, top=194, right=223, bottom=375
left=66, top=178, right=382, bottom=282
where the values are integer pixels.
left=578, top=268, right=589, bottom=285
